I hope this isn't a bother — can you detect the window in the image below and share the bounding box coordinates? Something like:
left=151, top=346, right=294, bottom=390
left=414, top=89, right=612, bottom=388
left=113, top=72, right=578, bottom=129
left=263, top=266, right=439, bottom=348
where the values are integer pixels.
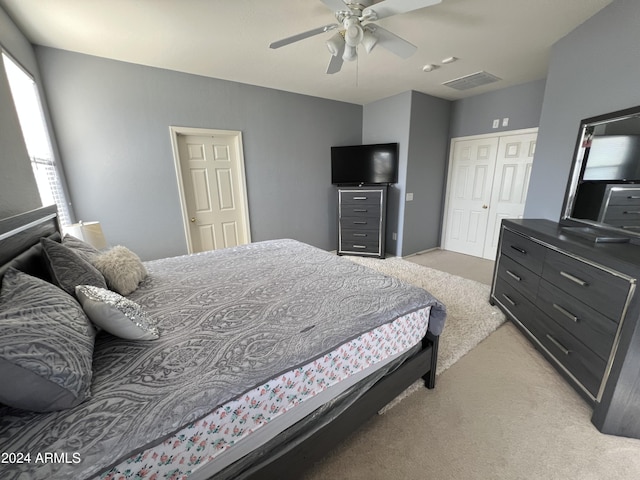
left=2, top=52, right=72, bottom=226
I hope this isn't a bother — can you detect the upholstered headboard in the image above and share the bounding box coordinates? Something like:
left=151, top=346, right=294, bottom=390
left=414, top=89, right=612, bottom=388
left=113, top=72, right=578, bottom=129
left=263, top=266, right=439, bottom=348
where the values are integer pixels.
left=0, top=205, right=61, bottom=283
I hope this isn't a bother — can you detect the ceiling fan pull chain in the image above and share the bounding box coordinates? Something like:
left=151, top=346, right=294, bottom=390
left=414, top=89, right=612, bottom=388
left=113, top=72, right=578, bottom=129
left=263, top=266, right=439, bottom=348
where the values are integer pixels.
left=356, top=48, right=359, bottom=88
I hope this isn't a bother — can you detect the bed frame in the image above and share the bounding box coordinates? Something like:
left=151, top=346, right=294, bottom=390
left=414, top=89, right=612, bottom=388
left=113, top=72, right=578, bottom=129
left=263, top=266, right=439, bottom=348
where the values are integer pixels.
left=0, top=206, right=440, bottom=480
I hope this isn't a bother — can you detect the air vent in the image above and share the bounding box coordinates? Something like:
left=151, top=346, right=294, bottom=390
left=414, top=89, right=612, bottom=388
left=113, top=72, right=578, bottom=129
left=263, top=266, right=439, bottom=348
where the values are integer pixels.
left=442, top=71, right=501, bottom=91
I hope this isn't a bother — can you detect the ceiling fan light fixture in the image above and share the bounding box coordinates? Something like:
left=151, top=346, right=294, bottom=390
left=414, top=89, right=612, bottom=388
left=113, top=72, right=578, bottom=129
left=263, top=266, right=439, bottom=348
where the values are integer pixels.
left=342, top=44, right=357, bottom=62
left=326, top=32, right=345, bottom=56
left=362, top=29, right=377, bottom=53
left=343, top=17, right=364, bottom=47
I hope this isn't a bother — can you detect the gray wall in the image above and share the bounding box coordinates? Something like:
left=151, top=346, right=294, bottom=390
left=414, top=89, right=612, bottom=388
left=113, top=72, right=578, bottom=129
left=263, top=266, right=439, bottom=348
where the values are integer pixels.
left=525, top=0, right=640, bottom=220
left=363, top=90, right=451, bottom=257
left=36, top=48, right=362, bottom=260
left=450, top=79, right=546, bottom=139
left=363, top=92, right=412, bottom=257
left=0, top=7, right=42, bottom=217
left=403, top=91, right=451, bottom=256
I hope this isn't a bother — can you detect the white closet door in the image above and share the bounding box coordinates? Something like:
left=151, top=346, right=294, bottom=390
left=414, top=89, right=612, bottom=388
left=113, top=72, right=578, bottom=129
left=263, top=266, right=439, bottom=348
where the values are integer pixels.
left=482, top=132, right=537, bottom=260
left=442, top=129, right=538, bottom=260
left=443, top=137, right=499, bottom=257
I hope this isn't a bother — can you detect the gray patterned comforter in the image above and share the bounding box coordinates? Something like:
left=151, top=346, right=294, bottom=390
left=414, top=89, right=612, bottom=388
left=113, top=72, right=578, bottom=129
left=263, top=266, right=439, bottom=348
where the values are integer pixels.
left=0, top=239, right=445, bottom=480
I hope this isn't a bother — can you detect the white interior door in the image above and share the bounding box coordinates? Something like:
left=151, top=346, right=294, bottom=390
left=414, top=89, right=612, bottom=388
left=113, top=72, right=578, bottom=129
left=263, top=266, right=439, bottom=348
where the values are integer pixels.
left=172, top=129, right=251, bottom=253
left=442, top=128, right=537, bottom=260
left=442, top=137, right=499, bottom=257
left=482, top=132, right=537, bottom=260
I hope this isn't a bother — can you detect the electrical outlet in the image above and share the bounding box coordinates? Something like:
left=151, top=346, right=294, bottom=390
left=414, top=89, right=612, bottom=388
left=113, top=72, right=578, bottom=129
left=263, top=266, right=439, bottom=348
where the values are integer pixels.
left=392, top=232, right=397, bottom=241
left=406, top=192, right=414, bottom=201
left=492, top=119, right=499, bottom=128
left=502, top=117, right=509, bottom=126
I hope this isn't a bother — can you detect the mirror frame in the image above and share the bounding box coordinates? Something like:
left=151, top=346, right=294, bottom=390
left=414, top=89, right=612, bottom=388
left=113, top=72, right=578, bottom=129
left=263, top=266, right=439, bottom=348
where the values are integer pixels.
left=561, top=104, right=640, bottom=237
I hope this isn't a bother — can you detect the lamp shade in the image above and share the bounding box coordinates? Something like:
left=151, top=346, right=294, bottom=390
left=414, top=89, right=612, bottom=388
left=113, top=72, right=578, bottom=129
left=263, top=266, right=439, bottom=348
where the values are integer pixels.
left=63, top=221, right=107, bottom=249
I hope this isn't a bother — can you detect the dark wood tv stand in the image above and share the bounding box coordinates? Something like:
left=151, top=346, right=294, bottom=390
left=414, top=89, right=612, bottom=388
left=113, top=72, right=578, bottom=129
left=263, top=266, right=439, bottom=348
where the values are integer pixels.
left=336, top=185, right=387, bottom=258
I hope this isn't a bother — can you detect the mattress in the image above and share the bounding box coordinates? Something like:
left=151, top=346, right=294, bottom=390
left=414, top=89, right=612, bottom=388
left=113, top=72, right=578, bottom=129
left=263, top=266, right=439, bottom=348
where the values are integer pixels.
left=0, top=239, right=445, bottom=480
left=97, top=306, right=431, bottom=479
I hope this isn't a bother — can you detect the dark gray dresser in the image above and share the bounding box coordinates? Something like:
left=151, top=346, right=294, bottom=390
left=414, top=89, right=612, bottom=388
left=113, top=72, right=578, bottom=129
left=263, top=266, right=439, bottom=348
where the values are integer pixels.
left=337, top=185, right=387, bottom=258
left=491, top=218, right=640, bottom=439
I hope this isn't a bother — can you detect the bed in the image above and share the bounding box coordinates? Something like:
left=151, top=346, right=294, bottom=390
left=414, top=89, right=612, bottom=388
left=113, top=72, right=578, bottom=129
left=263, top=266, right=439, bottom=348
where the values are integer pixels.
left=0, top=205, right=446, bottom=480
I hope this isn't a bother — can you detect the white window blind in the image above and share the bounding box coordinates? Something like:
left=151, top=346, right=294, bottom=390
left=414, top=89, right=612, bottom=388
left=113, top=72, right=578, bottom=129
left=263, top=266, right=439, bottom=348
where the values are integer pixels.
left=2, top=52, right=72, bottom=226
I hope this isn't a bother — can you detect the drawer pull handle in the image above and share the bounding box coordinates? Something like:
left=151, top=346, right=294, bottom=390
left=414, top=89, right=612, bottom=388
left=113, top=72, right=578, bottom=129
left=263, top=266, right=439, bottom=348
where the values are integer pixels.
left=628, top=196, right=640, bottom=199
left=546, top=334, right=570, bottom=355
left=353, top=221, right=368, bottom=225
left=353, top=209, right=368, bottom=212
left=623, top=211, right=640, bottom=215
left=502, top=293, right=516, bottom=307
left=510, top=245, right=527, bottom=254
left=552, top=303, right=579, bottom=323
left=353, top=245, right=367, bottom=249
left=560, top=271, right=588, bottom=287
left=353, top=196, right=368, bottom=200
left=506, top=270, right=521, bottom=282
left=353, top=233, right=367, bottom=237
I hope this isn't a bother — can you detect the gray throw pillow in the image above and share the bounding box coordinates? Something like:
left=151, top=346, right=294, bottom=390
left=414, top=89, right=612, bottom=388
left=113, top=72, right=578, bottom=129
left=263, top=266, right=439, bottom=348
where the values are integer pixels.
left=75, top=285, right=159, bottom=340
left=91, top=246, right=147, bottom=296
left=62, top=234, right=102, bottom=262
left=0, top=268, right=96, bottom=412
left=41, top=237, right=107, bottom=296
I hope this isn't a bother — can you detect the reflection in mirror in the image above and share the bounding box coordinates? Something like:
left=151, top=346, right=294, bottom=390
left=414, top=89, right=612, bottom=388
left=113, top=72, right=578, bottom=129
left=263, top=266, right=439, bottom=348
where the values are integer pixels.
left=562, top=105, right=640, bottom=237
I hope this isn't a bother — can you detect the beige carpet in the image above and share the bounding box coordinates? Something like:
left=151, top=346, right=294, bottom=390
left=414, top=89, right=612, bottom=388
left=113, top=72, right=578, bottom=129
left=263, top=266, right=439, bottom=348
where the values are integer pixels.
left=301, top=323, right=640, bottom=480
left=298, top=257, right=640, bottom=480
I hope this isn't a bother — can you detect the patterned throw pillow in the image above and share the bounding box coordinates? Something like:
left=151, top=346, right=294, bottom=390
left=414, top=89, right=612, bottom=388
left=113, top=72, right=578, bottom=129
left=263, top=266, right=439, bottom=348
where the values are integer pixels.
left=41, top=237, right=107, bottom=296
left=62, top=234, right=102, bottom=262
left=75, top=285, right=159, bottom=340
left=0, top=268, right=96, bottom=412
left=91, top=246, right=147, bottom=296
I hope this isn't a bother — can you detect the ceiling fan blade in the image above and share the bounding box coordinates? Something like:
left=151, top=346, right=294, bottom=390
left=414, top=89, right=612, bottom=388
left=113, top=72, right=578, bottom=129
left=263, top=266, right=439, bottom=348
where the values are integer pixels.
left=368, top=25, right=417, bottom=58
left=363, top=0, right=442, bottom=21
left=327, top=52, right=345, bottom=74
left=320, top=0, right=349, bottom=12
left=270, top=23, right=340, bottom=49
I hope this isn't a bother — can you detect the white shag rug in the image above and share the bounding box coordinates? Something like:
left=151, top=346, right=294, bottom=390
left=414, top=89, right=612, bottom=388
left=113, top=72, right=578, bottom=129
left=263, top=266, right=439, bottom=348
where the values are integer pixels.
left=345, top=255, right=506, bottom=411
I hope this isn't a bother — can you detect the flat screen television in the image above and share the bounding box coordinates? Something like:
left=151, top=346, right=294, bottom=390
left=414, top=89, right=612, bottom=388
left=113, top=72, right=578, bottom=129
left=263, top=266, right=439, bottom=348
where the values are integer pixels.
left=331, top=143, right=399, bottom=185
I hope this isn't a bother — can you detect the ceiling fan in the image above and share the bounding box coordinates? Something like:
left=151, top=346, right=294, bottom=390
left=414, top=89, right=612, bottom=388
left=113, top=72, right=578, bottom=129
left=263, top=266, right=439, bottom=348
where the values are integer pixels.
left=269, top=0, right=442, bottom=74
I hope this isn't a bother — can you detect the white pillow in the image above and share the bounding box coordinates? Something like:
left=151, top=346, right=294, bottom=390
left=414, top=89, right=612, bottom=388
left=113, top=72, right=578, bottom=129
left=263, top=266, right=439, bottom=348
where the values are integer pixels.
left=75, top=285, right=159, bottom=340
left=91, top=245, right=147, bottom=295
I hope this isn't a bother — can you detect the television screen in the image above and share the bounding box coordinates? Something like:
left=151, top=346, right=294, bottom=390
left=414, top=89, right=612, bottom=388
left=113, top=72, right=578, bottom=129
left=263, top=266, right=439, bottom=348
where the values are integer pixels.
left=331, top=143, right=399, bottom=185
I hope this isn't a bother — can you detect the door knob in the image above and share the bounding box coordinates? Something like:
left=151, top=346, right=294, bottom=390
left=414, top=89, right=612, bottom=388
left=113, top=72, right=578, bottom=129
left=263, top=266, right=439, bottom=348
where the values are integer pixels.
left=190, top=217, right=196, bottom=223
left=482, top=205, right=488, bottom=209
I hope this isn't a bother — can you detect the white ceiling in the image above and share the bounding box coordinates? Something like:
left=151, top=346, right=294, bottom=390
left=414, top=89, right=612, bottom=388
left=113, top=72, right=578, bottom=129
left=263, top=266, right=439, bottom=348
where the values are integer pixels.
left=0, top=0, right=614, bottom=105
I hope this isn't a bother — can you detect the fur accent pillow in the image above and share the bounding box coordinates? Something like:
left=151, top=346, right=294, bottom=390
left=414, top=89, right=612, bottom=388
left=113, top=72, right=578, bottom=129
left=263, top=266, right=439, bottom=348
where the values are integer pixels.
left=91, top=246, right=147, bottom=296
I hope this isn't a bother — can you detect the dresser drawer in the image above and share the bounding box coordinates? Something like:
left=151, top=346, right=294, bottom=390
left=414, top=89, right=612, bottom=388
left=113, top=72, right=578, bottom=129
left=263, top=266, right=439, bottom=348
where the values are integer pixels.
left=340, top=216, right=380, bottom=230
left=495, top=277, right=606, bottom=397
left=606, top=187, right=640, bottom=205
left=537, top=279, right=617, bottom=361
left=493, top=275, right=540, bottom=328
left=533, top=308, right=607, bottom=398
left=602, top=205, right=640, bottom=226
left=496, top=253, right=540, bottom=302
left=501, top=228, right=547, bottom=275
left=339, top=239, right=380, bottom=255
left=339, top=190, right=382, bottom=205
left=340, top=204, right=381, bottom=218
left=542, top=250, right=630, bottom=321
left=340, top=229, right=380, bottom=244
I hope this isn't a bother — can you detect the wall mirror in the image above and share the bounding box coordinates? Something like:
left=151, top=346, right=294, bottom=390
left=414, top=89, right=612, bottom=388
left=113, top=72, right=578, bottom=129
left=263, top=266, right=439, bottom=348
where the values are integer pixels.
left=561, top=105, right=640, bottom=240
